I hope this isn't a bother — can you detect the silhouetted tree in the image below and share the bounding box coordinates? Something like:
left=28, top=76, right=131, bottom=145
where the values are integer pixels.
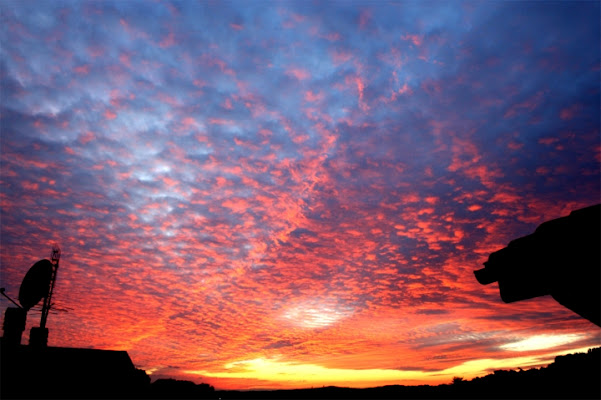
left=150, top=378, right=215, bottom=399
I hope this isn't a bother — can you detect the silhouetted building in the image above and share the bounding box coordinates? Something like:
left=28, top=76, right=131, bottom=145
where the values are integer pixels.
left=474, top=204, right=601, bottom=326
left=2, top=307, right=27, bottom=346
left=0, top=341, right=150, bottom=399
left=1, top=246, right=151, bottom=398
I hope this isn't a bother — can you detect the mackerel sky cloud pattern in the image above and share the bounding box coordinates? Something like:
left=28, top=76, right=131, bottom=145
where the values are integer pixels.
left=1, top=0, right=599, bottom=390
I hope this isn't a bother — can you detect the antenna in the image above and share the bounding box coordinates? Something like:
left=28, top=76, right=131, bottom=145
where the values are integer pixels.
left=1, top=245, right=62, bottom=347
left=40, top=244, right=61, bottom=330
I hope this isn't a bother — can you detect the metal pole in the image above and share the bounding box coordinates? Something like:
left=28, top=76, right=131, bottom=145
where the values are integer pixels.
left=40, top=245, right=60, bottom=329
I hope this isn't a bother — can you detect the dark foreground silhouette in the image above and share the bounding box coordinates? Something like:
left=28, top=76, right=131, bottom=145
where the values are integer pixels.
left=0, top=343, right=149, bottom=399
left=475, top=204, right=601, bottom=326
left=1, top=343, right=599, bottom=399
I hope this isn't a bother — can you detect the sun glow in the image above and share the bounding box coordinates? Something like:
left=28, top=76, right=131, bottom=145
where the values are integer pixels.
left=183, top=351, right=579, bottom=389
left=500, top=334, right=584, bottom=352
left=282, top=300, right=354, bottom=329
left=186, top=358, right=432, bottom=387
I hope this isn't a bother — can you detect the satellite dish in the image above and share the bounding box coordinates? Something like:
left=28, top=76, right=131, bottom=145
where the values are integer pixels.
left=18, top=259, right=53, bottom=310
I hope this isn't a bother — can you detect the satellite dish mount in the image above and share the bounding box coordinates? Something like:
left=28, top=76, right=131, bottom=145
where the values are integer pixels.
left=1, top=245, right=61, bottom=347
left=29, top=244, right=61, bottom=347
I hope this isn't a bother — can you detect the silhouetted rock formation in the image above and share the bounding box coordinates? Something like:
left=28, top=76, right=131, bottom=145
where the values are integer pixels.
left=474, top=204, right=601, bottom=326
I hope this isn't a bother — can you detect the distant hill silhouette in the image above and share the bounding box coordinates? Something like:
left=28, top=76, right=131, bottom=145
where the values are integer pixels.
left=149, top=379, right=215, bottom=399
left=1, top=344, right=598, bottom=399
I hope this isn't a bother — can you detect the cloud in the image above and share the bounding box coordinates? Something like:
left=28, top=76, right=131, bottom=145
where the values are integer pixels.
left=0, top=0, right=599, bottom=390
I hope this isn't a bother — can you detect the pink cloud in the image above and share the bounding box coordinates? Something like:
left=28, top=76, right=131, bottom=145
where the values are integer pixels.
left=398, top=83, right=412, bottom=95
left=331, top=50, right=352, bottom=65
left=424, top=196, right=439, bottom=205
left=507, top=141, right=523, bottom=150
left=74, top=64, right=90, bottom=75
left=401, top=33, right=423, bottom=46
left=157, top=92, right=180, bottom=106
left=559, top=104, right=581, bottom=120
left=119, top=18, right=149, bottom=40
left=355, top=77, right=365, bottom=100
left=162, top=176, right=179, bottom=187
left=215, top=176, right=231, bottom=187
left=159, top=32, right=176, bottom=48
left=344, top=75, right=369, bottom=111
left=222, top=198, right=251, bottom=214
left=119, top=52, right=132, bottom=68
left=489, top=191, right=521, bottom=203
left=538, top=137, right=559, bottom=145
left=87, top=45, right=105, bottom=58
left=503, top=91, right=545, bottom=119
left=21, top=181, right=39, bottom=191
left=104, top=110, right=117, bottom=120
left=323, top=32, right=341, bottom=41
left=280, top=9, right=307, bottom=29
left=286, top=68, right=310, bottom=81
left=209, top=118, right=234, bottom=125
left=181, top=117, right=197, bottom=127
left=304, top=90, right=323, bottom=102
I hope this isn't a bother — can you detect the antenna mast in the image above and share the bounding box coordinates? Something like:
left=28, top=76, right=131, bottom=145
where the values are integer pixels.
left=40, top=244, right=61, bottom=330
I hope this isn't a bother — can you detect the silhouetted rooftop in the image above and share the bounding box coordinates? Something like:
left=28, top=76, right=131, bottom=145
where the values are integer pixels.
left=1, top=341, right=149, bottom=399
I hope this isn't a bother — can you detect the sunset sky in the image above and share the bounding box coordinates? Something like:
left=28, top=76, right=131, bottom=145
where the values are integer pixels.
left=1, top=0, right=600, bottom=390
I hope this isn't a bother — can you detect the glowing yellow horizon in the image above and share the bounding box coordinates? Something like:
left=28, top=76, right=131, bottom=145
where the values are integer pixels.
left=187, top=357, right=435, bottom=387
left=184, top=355, right=537, bottom=388
left=185, top=343, right=596, bottom=389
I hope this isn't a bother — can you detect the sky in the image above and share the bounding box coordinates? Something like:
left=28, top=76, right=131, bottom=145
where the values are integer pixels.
left=1, top=0, right=600, bottom=391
